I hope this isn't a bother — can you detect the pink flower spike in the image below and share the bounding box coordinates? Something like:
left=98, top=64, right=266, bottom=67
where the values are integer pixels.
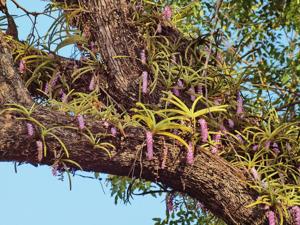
left=50, top=72, right=60, bottom=87
left=227, top=119, right=234, bottom=128
left=26, top=122, right=34, bottom=137
left=111, top=127, right=117, bottom=137
left=197, top=84, right=202, bottom=95
left=36, top=141, right=43, bottom=162
left=142, top=71, right=148, bottom=94
left=211, top=146, right=218, bottom=154
left=211, top=132, right=221, bottom=154
left=266, top=210, right=276, bottom=225
left=146, top=131, right=153, bottom=160
left=236, top=93, right=244, bottom=116
left=220, top=124, right=227, bottom=134
left=236, top=134, right=244, bottom=143
left=52, top=163, right=58, bottom=176
left=199, top=118, right=208, bottom=142
left=172, top=87, right=180, bottom=96
left=61, top=91, right=67, bottom=103
left=18, top=60, right=26, bottom=74
left=140, top=49, right=146, bottom=65
left=187, top=142, right=194, bottom=165
left=253, top=144, right=258, bottom=151
left=214, top=133, right=221, bottom=143
left=44, top=82, right=49, bottom=94
left=251, top=167, right=259, bottom=180
left=291, top=206, right=300, bottom=225
left=265, top=141, right=271, bottom=149
left=90, top=41, right=97, bottom=53
left=272, top=143, right=280, bottom=154
left=89, top=75, right=95, bottom=91
left=77, top=114, right=85, bottom=130
left=177, top=79, right=184, bottom=88
left=163, top=5, right=172, bottom=20
left=103, top=121, right=109, bottom=128
left=189, top=86, right=196, bottom=101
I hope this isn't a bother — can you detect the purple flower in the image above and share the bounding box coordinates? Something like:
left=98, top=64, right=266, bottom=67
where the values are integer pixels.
left=236, top=93, right=244, bottom=116
left=80, top=55, right=87, bottom=61
left=142, top=71, right=148, bottom=94
left=140, top=49, right=146, bottom=65
left=18, top=60, right=26, bottom=74
left=227, top=119, right=234, bottom=128
left=146, top=131, right=153, bottom=160
left=36, top=141, right=43, bottom=162
left=265, top=141, right=271, bottom=149
left=214, top=133, right=221, bottom=143
left=266, top=210, right=276, bottom=225
left=291, top=206, right=300, bottom=225
left=50, top=72, right=60, bottom=87
left=52, top=163, right=58, bottom=176
left=61, top=91, right=68, bottom=103
left=77, top=114, right=85, bottom=130
left=251, top=167, right=259, bottom=180
left=111, top=127, right=117, bottom=137
left=211, top=132, right=221, bottom=154
left=90, top=41, right=97, bottom=53
left=172, top=87, right=180, bottom=96
left=189, top=86, right=196, bottom=101
left=220, top=124, right=227, bottom=134
left=173, top=80, right=184, bottom=96
left=162, top=5, right=172, bottom=20
left=26, top=122, right=34, bottom=137
left=44, top=82, right=49, bottom=94
left=103, top=121, right=109, bottom=128
left=272, top=143, right=280, bottom=154
left=199, top=118, right=208, bottom=142
left=197, top=84, right=202, bottom=95
left=177, top=79, right=184, bottom=88
left=196, top=202, right=204, bottom=210
left=253, top=144, right=258, bottom=151
left=187, top=142, right=194, bottom=165
left=236, top=134, right=244, bottom=144
left=89, top=75, right=95, bottom=91
left=211, top=146, right=218, bottom=154
left=166, top=194, right=174, bottom=212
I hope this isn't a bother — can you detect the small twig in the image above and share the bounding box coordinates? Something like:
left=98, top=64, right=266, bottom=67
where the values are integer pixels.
left=11, top=0, right=44, bottom=16
left=276, top=100, right=300, bottom=111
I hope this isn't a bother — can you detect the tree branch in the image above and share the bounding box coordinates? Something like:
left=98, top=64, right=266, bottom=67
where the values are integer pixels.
left=0, top=104, right=266, bottom=225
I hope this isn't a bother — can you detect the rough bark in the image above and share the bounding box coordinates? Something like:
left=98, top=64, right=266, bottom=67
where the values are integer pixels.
left=0, top=107, right=265, bottom=225
left=0, top=0, right=270, bottom=224
left=86, top=0, right=143, bottom=105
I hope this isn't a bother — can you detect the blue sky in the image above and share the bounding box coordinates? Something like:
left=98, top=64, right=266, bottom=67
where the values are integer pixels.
left=0, top=1, right=165, bottom=225
left=0, top=163, right=165, bottom=225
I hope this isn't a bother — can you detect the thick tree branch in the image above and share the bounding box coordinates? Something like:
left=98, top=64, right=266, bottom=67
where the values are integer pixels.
left=0, top=106, right=266, bottom=225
